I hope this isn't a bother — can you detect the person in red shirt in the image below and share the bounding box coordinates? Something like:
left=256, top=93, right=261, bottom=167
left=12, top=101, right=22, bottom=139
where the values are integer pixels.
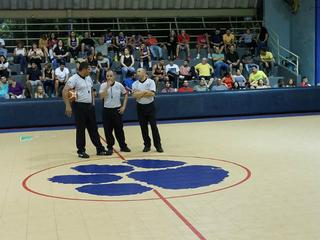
left=196, top=33, right=210, bottom=59
left=176, top=30, right=191, bottom=59
left=222, top=72, right=233, bottom=89
left=146, top=34, right=163, bottom=60
left=300, top=76, right=311, bottom=87
left=178, top=80, right=193, bottom=93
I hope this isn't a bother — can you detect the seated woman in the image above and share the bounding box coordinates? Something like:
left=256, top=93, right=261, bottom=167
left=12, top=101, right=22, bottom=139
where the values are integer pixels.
left=42, top=63, right=54, bottom=97
left=139, top=43, right=152, bottom=70
left=120, top=47, right=135, bottom=82
left=68, top=31, right=79, bottom=60
left=34, top=85, right=48, bottom=98
left=13, top=41, right=27, bottom=74
left=39, top=34, right=49, bottom=62
left=0, top=55, right=10, bottom=78
left=28, top=42, right=44, bottom=69
left=161, top=81, right=176, bottom=93
left=8, top=78, right=24, bottom=99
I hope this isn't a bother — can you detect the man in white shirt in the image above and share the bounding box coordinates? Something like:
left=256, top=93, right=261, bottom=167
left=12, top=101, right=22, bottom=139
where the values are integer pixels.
left=165, top=59, right=179, bottom=87
left=99, top=70, right=131, bottom=155
left=54, top=62, right=70, bottom=97
left=62, top=62, right=107, bottom=158
left=132, top=68, right=163, bottom=153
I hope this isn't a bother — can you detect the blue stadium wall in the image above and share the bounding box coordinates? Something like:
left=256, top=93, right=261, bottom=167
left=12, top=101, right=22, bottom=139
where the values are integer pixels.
left=1, top=88, right=320, bottom=129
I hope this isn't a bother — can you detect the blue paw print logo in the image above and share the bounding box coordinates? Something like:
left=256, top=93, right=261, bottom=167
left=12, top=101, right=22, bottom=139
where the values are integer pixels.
left=48, top=159, right=229, bottom=196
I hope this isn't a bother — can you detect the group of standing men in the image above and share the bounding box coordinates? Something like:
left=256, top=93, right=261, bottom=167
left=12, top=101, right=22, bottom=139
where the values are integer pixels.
left=62, top=62, right=163, bottom=158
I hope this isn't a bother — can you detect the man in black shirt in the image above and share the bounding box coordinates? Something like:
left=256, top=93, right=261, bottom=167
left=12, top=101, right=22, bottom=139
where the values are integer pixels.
left=26, top=62, right=42, bottom=98
left=53, top=39, right=69, bottom=69
left=226, top=45, right=243, bottom=74
left=81, top=32, right=95, bottom=56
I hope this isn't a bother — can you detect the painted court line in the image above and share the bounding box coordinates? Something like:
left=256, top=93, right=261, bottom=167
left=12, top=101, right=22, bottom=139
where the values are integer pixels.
left=99, top=135, right=208, bottom=240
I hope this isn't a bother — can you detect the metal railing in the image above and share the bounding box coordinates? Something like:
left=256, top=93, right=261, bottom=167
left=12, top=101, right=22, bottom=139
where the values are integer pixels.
left=269, top=28, right=299, bottom=75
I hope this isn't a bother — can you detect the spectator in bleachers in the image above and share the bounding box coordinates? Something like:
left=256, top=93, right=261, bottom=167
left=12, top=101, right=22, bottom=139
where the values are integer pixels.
left=248, top=66, right=269, bottom=89
left=239, top=28, right=255, bottom=52
left=127, top=34, right=143, bottom=54
left=80, top=32, right=95, bottom=57
left=0, top=76, right=9, bottom=99
left=233, top=81, right=241, bottom=90
left=146, top=33, right=163, bottom=60
left=257, top=25, right=269, bottom=53
left=256, top=79, right=270, bottom=89
left=286, top=78, right=296, bottom=88
left=161, top=81, right=176, bottom=93
left=166, top=30, right=177, bottom=60
left=0, top=55, right=10, bottom=78
left=259, top=48, right=274, bottom=75
left=97, top=52, right=110, bottom=82
left=87, top=53, right=100, bottom=83
left=42, top=63, right=54, bottom=97
left=52, top=40, right=70, bottom=70
left=26, top=62, right=43, bottom=98
left=226, top=45, right=243, bottom=74
left=152, top=58, right=169, bottom=83
left=222, top=72, right=233, bottom=90
left=211, top=46, right=229, bottom=78
left=39, top=34, right=49, bottom=62
left=165, top=59, right=179, bottom=87
left=47, top=32, right=58, bottom=50
left=241, top=49, right=259, bottom=74
left=0, top=38, right=7, bottom=57
left=196, top=32, right=210, bottom=59
left=13, top=41, right=27, bottom=74
left=116, top=32, right=127, bottom=54
left=54, top=62, right=69, bottom=97
left=34, top=85, right=48, bottom=98
left=277, top=79, right=285, bottom=88
left=195, top=58, right=213, bottom=80
left=120, top=47, right=135, bottom=82
left=104, top=30, right=119, bottom=60
left=179, top=60, right=192, bottom=81
left=193, top=78, right=209, bottom=92
left=223, top=29, right=235, bottom=50
left=210, top=29, right=224, bottom=51
left=68, top=31, right=80, bottom=60
left=211, top=78, right=228, bottom=91
left=28, top=42, right=44, bottom=69
left=123, top=71, right=137, bottom=94
left=233, top=69, right=247, bottom=88
left=300, top=76, right=311, bottom=87
left=139, top=43, right=152, bottom=70
left=176, top=30, right=191, bottom=59
left=8, top=78, right=24, bottom=99
left=95, top=36, right=108, bottom=58
left=178, top=80, right=193, bottom=93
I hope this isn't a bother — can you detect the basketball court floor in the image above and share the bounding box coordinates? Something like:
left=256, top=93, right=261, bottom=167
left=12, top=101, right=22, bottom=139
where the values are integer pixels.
left=0, top=114, right=319, bottom=240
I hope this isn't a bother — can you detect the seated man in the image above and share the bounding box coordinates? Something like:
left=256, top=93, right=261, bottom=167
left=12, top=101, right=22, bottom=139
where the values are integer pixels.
left=26, top=62, right=43, bottom=98
left=193, top=78, right=209, bottom=92
left=54, top=62, right=70, bottom=97
left=210, top=29, right=224, bottom=52
left=176, top=30, right=191, bottom=59
left=152, top=58, right=169, bottom=83
left=223, top=29, right=236, bottom=50
left=195, top=58, right=214, bottom=80
left=211, top=46, right=229, bottom=78
left=211, top=78, right=228, bottom=91
left=233, top=69, right=247, bottom=88
left=97, top=52, right=110, bottom=82
left=161, top=81, right=176, bottom=93
left=179, top=60, right=192, bottom=81
left=241, top=49, right=259, bottom=74
left=116, top=32, right=127, bottom=54
left=88, top=53, right=100, bottom=83
left=139, top=43, right=152, bottom=70
left=178, top=80, right=193, bottom=93
left=226, top=45, right=243, bottom=74
left=0, top=39, right=7, bottom=58
left=196, top=32, right=210, bottom=59
left=52, top=40, right=70, bottom=70
left=80, top=32, right=95, bottom=57
left=146, top=34, right=163, bottom=60
left=259, top=48, right=274, bottom=75
left=0, top=76, right=9, bottom=99
left=248, top=65, right=269, bottom=88
left=165, top=59, right=180, bottom=87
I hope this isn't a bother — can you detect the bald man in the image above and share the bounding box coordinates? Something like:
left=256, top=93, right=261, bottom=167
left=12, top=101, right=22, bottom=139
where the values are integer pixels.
left=132, top=68, right=163, bottom=153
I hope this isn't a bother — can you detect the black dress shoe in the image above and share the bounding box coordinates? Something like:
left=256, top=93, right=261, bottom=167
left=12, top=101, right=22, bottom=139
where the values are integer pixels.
left=106, top=149, right=113, bottom=155
left=143, top=146, right=151, bottom=152
left=97, top=150, right=108, bottom=156
left=78, top=152, right=90, bottom=158
left=120, top=146, right=131, bottom=152
left=156, top=147, right=164, bottom=153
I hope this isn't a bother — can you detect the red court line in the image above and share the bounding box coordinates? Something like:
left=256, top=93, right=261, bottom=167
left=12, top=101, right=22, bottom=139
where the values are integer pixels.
left=99, top=135, right=208, bottom=239
left=153, top=189, right=207, bottom=240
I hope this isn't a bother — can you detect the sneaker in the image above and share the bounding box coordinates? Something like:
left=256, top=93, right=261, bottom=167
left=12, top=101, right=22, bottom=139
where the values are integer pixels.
left=120, top=146, right=131, bottom=152
left=143, top=146, right=151, bottom=152
left=97, top=150, right=108, bottom=156
left=196, top=54, right=200, bottom=59
left=78, top=152, right=90, bottom=158
left=207, top=53, right=212, bottom=59
left=156, top=147, right=164, bottom=153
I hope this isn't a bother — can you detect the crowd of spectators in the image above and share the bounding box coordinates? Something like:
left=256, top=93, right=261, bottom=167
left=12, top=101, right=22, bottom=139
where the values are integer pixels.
left=0, top=25, right=308, bottom=100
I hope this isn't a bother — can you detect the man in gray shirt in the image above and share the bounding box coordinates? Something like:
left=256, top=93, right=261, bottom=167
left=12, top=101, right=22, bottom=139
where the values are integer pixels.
left=132, top=68, right=163, bottom=153
left=62, top=62, right=107, bottom=158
